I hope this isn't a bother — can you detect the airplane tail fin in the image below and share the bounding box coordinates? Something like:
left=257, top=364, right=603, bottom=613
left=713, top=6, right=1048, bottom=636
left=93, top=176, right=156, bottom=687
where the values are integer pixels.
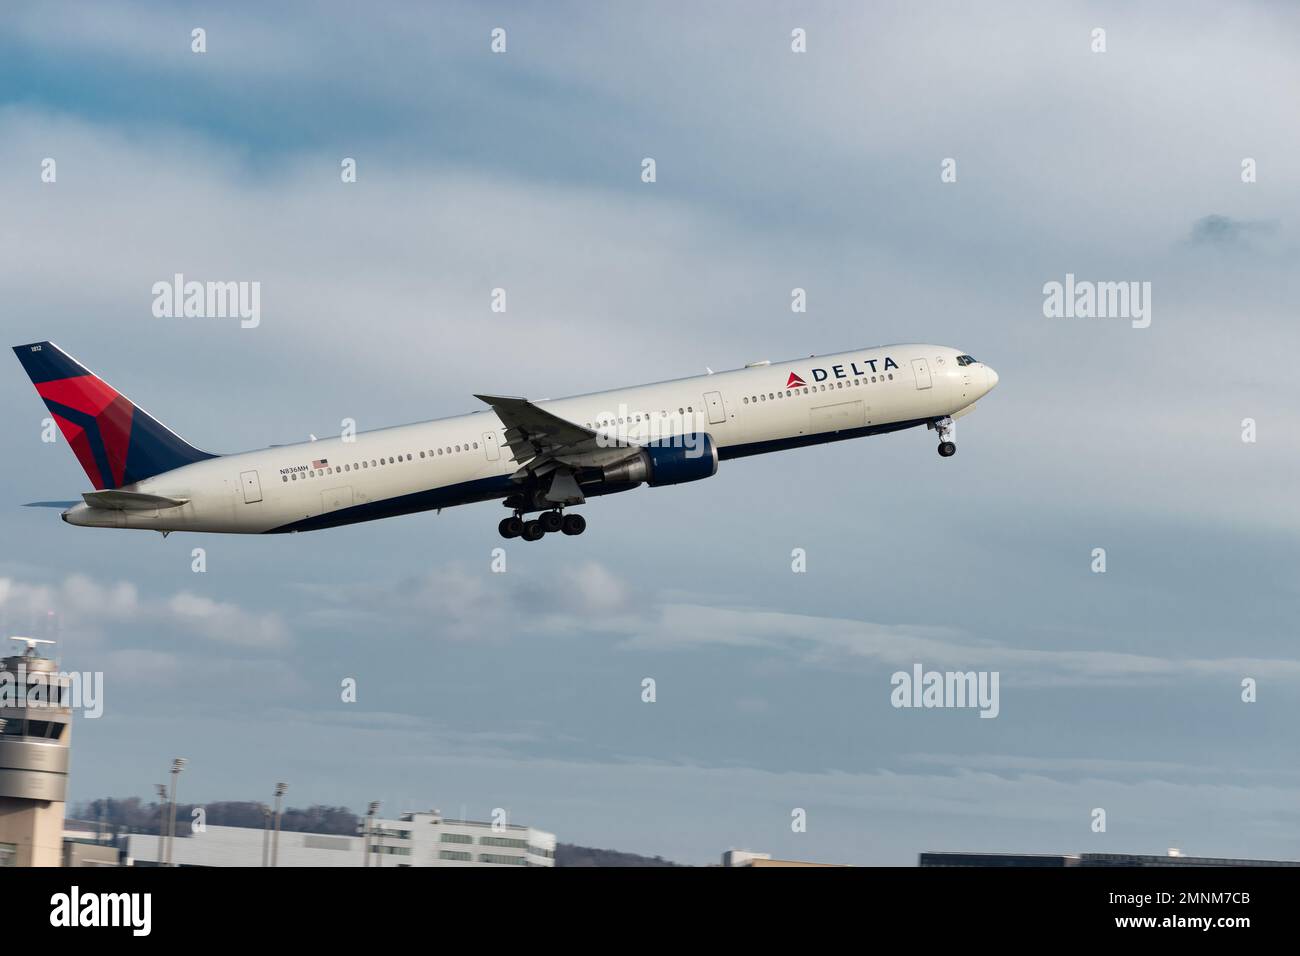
left=12, top=341, right=216, bottom=489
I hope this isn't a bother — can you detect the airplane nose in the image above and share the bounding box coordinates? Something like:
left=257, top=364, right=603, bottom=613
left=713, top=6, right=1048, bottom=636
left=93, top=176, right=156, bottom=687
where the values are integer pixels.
left=984, top=365, right=999, bottom=391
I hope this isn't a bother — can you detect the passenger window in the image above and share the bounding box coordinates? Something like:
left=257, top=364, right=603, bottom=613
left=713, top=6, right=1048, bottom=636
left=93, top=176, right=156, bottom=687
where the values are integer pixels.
left=282, top=475, right=288, bottom=482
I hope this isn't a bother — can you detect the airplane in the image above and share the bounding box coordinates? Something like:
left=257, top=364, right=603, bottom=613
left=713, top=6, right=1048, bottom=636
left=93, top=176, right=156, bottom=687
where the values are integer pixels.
left=13, top=341, right=998, bottom=540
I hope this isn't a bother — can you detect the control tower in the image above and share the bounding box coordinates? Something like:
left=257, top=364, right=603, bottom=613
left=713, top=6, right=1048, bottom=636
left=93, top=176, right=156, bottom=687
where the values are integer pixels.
left=0, top=637, right=72, bottom=866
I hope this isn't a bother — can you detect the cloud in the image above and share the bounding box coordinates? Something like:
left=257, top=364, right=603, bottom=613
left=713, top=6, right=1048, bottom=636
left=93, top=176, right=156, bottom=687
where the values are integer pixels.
left=614, top=602, right=1300, bottom=686
left=0, top=573, right=290, bottom=650
left=903, top=752, right=1300, bottom=781
left=165, top=592, right=290, bottom=649
left=290, top=560, right=630, bottom=641
left=1188, top=214, right=1280, bottom=247
left=297, top=562, right=1300, bottom=687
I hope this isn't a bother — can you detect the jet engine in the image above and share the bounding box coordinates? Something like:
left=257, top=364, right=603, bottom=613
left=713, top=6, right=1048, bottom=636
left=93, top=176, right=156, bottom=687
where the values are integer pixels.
left=601, top=433, right=719, bottom=487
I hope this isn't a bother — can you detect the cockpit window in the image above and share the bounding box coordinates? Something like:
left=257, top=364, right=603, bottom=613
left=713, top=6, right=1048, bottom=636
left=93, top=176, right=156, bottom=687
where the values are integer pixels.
left=956, top=354, right=977, bottom=366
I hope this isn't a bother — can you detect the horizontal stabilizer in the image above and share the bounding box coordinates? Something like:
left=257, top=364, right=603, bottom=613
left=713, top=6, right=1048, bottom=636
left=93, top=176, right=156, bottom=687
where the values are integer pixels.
left=82, top=490, right=189, bottom=511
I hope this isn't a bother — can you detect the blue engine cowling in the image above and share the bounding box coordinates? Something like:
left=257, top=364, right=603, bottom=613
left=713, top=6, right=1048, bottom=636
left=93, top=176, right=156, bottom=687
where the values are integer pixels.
left=601, top=433, right=719, bottom=487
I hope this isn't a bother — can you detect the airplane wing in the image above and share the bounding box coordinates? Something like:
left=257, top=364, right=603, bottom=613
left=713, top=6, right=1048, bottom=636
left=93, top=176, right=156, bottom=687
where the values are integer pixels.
left=473, top=394, right=594, bottom=464
left=473, top=394, right=639, bottom=504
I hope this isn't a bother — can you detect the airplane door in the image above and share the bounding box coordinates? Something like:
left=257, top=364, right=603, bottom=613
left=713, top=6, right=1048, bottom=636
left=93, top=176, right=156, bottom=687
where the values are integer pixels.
left=911, top=358, right=933, bottom=390
left=482, top=431, right=501, bottom=461
left=703, top=391, right=726, bottom=425
left=240, top=470, right=263, bottom=504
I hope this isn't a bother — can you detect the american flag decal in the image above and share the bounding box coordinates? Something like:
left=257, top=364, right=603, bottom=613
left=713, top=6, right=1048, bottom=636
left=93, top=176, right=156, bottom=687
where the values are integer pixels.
left=312, top=458, right=329, bottom=469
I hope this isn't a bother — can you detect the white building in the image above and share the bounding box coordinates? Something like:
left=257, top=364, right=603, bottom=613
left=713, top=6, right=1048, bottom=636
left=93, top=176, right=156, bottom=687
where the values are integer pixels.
left=369, top=810, right=556, bottom=867
left=123, top=809, right=556, bottom=868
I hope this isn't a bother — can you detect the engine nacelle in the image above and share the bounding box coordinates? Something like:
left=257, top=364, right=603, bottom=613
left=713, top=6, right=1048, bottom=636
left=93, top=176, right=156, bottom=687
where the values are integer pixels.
left=601, top=433, right=719, bottom=487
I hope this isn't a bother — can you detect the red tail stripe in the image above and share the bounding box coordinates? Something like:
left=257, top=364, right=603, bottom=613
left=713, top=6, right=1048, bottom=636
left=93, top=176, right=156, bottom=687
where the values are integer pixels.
left=36, top=374, right=121, bottom=416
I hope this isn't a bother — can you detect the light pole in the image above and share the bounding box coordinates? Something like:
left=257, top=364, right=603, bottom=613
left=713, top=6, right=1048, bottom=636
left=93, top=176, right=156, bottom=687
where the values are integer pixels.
left=165, top=758, right=186, bottom=867
left=261, top=805, right=272, bottom=867
left=363, top=801, right=380, bottom=867
left=271, top=782, right=287, bottom=867
left=155, top=784, right=167, bottom=864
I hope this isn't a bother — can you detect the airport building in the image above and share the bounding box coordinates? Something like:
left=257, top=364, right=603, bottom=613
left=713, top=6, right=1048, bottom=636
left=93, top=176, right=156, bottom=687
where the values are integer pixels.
left=0, top=639, right=72, bottom=867
left=124, top=809, right=556, bottom=867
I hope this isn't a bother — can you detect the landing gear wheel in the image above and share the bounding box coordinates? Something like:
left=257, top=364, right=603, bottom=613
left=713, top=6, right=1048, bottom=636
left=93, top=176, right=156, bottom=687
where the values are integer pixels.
left=521, top=519, right=545, bottom=541
left=499, top=516, right=523, bottom=539
left=561, top=513, right=586, bottom=536
left=931, top=416, right=956, bottom=458
left=539, top=510, right=563, bottom=534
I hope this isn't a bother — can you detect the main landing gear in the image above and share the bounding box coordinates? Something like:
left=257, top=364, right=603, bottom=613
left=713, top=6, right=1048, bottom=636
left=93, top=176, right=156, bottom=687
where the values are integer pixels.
left=498, top=511, right=586, bottom=540
left=933, top=416, right=957, bottom=458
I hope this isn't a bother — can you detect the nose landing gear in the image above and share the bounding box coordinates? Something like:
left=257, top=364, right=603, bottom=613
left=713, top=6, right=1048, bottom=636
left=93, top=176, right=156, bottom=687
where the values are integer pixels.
left=931, top=416, right=957, bottom=457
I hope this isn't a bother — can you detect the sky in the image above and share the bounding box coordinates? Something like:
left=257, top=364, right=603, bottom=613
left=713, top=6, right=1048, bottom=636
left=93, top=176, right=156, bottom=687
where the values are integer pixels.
left=1, top=0, right=1298, bottom=866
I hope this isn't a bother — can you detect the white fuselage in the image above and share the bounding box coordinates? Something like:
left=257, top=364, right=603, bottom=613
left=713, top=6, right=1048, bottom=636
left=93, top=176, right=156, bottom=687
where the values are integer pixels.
left=61, top=344, right=997, bottom=534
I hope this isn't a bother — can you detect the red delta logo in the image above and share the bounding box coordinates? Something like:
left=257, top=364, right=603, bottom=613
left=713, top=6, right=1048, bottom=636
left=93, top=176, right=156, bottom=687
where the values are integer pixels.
left=785, top=372, right=806, bottom=388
